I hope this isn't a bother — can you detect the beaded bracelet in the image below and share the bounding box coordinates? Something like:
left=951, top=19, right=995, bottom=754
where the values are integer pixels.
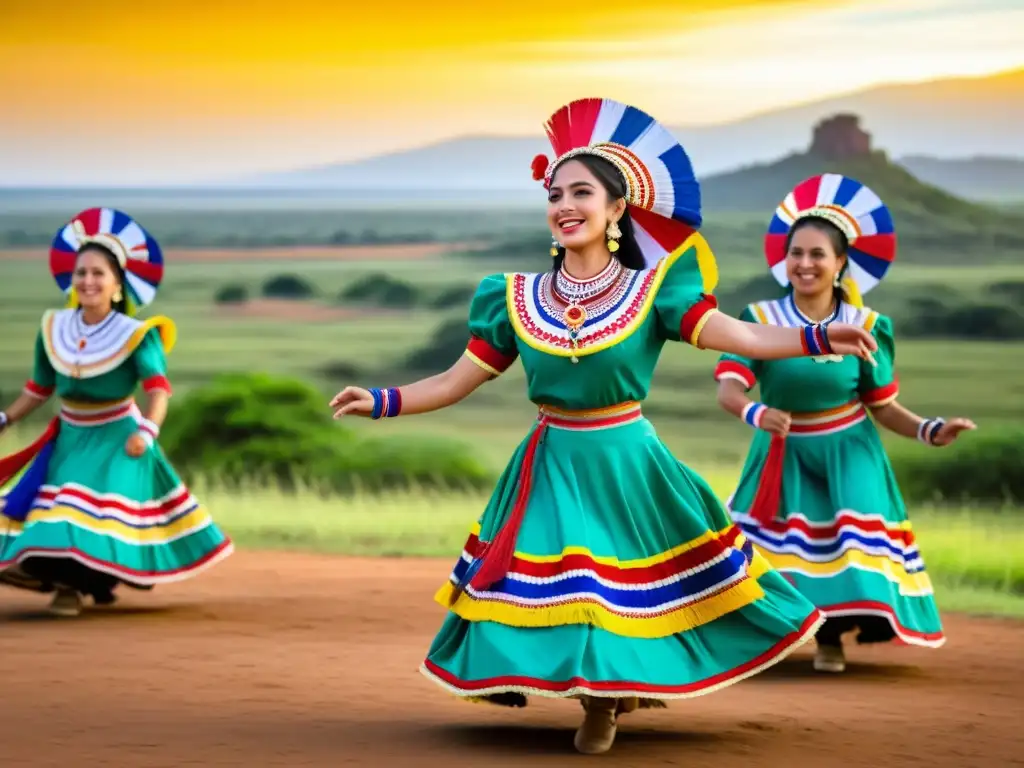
left=136, top=417, right=160, bottom=447
left=800, top=323, right=833, bottom=357
left=741, top=402, right=767, bottom=429
left=917, top=417, right=946, bottom=446
left=369, top=387, right=403, bottom=420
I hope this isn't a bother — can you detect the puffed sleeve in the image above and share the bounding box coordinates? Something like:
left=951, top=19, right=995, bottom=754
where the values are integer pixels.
left=23, top=330, right=56, bottom=400
left=132, top=328, right=173, bottom=396
left=463, top=273, right=519, bottom=377
left=652, top=232, right=720, bottom=347
left=858, top=312, right=898, bottom=408
left=713, top=305, right=763, bottom=391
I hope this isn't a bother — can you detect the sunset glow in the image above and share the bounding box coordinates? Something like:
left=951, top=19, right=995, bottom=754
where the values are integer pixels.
left=2, top=0, right=1022, bottom=184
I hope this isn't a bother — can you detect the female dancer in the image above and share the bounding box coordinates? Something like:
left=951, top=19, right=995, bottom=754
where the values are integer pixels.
left=714, top=174, right=975, bottom=673
left=0, top=208, right=233, bottom=617
left=330, top=100, right=878, bottom=755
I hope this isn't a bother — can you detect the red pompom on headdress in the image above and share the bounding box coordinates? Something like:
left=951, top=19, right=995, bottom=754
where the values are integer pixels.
left=530, top=154, right=550, bottom=183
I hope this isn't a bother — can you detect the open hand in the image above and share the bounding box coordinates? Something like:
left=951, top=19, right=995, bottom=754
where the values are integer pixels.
left=330, top=386, right=375, bottom=419
left=124, top=432, right=148, bottom=458
left=932, top=417, right=977, bottom=446
left=824, top=323, right=879, bottom=366
left=761, top=408, right=791, bottom=437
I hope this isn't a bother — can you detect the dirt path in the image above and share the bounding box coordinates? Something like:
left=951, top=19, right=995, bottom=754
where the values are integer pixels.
left=1, top=551, right=1021, bottom=767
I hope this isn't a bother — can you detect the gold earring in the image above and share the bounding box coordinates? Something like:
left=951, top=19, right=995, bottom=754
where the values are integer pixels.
left=606, top=220, right=622, bottom=253
left=832, top=272, right=841, bottom=288
left=113, top=289, right=123, bottom=302
left=550, top=237, right=560, bottom=257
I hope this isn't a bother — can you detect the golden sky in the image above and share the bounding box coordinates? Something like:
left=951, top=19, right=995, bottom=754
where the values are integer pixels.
left=2, top=0, right=1022, bottom=184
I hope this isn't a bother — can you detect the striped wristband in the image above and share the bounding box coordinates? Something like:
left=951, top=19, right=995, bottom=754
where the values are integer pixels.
left=917, top=418, right=945, bottom=445
left=369, top=387, right=403, bottom=420
left=741, top=402, right=767, bottom=429
left=800, top=323, right=833, bottom=357
left=136, top=417, right=160, bottom=447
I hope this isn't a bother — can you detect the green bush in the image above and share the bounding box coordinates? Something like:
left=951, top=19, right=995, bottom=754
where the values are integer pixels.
left=899, top=302, right=1024, bottom=339
left=262, top=274, right=315, bottom=299
left=890, top=427, right=1024, bottom=505
left=159, top=372, right=493, bottom=494
left=430, top=284, right=477, bottom=310
left=403, top=319, right=469, bottom=373
left=339, top=273, right=420, bottom=308
left=214, top=283, right=248, bottom=304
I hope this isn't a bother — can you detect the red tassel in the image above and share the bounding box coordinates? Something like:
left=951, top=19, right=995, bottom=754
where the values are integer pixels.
left=749, top=434, right=786, bottom=526
left=0, top=417, right=59, bottom=487
left=469, top=418, right=548, bottom=591
left=530, top=154, right=550, bottom=182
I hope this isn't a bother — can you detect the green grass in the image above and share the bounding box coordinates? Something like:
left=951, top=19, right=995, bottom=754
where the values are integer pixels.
left=3, top=254, right=1024, bottom=467
left=194, top=475, right=1024, bottom=618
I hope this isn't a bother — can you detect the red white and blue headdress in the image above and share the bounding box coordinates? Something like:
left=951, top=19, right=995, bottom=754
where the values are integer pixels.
left=765, top=174, right=896, bottom=307
left=49, top=207, right=165, bottom=316
left=530, top=97, right=702, bottom=269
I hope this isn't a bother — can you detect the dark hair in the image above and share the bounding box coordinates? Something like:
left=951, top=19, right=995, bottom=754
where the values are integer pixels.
left=784, top=216, right=850, bottom=304
left=76, top=244, right=129, bottom=314
left=548, top=153, right=646, bottom=271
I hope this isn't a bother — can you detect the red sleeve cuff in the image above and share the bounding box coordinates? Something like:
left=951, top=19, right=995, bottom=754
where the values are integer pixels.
left=142, top=375, right=173, bottom=395
left=464, top=335, right=518, bottom=377
left=23, top=380, right=54, bottom=400
left=860, top=378, right=899, bottom=408
left=714, top=360, right=757, bottom=390
left=680, top=294, right=719, bottom=347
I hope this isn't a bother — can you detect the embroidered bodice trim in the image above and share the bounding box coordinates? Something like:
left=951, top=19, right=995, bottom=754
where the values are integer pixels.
left=748, top=296, right=877, bottom=331
left=41, top=309, right=175, bottom=379
left=507, top=260, right=660, bottom=357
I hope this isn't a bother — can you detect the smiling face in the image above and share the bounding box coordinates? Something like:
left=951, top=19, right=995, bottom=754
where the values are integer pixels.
left=546, top=158, right=626, bottom=254
left=73, top=247, right=122, bottom=314
left=785, top=221, right=847, bottom=299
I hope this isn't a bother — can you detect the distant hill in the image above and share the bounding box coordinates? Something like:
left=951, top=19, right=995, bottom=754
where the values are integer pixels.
left=691, top=115, right=1024, bottom=263
left=231, top=68, right=1024, bottom=191
left=895, top=156, right=1024, bottom=203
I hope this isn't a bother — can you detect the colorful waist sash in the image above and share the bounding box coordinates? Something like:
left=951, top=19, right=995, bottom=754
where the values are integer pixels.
left=451, top=402, right=643, bottom=601
left=0, top=397, right=138, bottom=522
left=749, top=400, right=867, bottom=526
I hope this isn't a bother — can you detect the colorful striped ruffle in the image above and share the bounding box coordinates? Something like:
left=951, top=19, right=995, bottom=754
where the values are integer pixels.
left=420, top=609, right=824, bottom=700
left=0, top=482, right=232, bottom=583
left=733, top=510, right=932, bottom=596
left=436, top=523, right=770, bottom=638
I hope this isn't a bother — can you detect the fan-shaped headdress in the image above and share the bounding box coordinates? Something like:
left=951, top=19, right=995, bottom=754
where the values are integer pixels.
left=764, top=174, right=896, bottom=307
left=531, top=97, right=702, bottom=269
left=49, top=207, right=165, bottom=316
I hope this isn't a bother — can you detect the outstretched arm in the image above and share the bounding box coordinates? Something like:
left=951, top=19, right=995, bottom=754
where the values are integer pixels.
left=0, top=391, right=50, bottom=435
left=698, top=312, right=877, bottom=363
left=331, top=355, right=495, bottom=419
left=716, top=377, right=792, bottom=436
left=1, top=332, right=56, bottom=436
left=870, top=400, right=975, bottom=446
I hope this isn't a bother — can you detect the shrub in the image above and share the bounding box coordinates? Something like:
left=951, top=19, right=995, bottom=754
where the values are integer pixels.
left=339, top=274, right=420, bottom=309
left=900, top=302, right=1024, bottom=339
left=987, top=280, right=1024, bottom=305
left=430, top=284, right=477, bottom=310
left=262, top=274, right=315, bottom=299
left=214, top=283, right=248, bottom=304
left=159, top=372, right=493, bottom=494
left=890, top=427, right=1024, bottom=505
left=403, top=319, right=469, bottom=373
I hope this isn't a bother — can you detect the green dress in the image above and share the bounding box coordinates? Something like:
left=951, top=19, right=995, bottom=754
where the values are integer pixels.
left=714, top=295, right=943, bottom=648
left=421, top=234, right=824, bottom=703
left=0, top=308, right=233, bottom=599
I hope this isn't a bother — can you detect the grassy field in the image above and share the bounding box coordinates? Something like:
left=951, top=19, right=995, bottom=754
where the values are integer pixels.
left=194, top=476, right=1024, bottom=618
left=1, top=239, right=1023, bottom=620
left=2, top=250, right=1024, bottom=466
